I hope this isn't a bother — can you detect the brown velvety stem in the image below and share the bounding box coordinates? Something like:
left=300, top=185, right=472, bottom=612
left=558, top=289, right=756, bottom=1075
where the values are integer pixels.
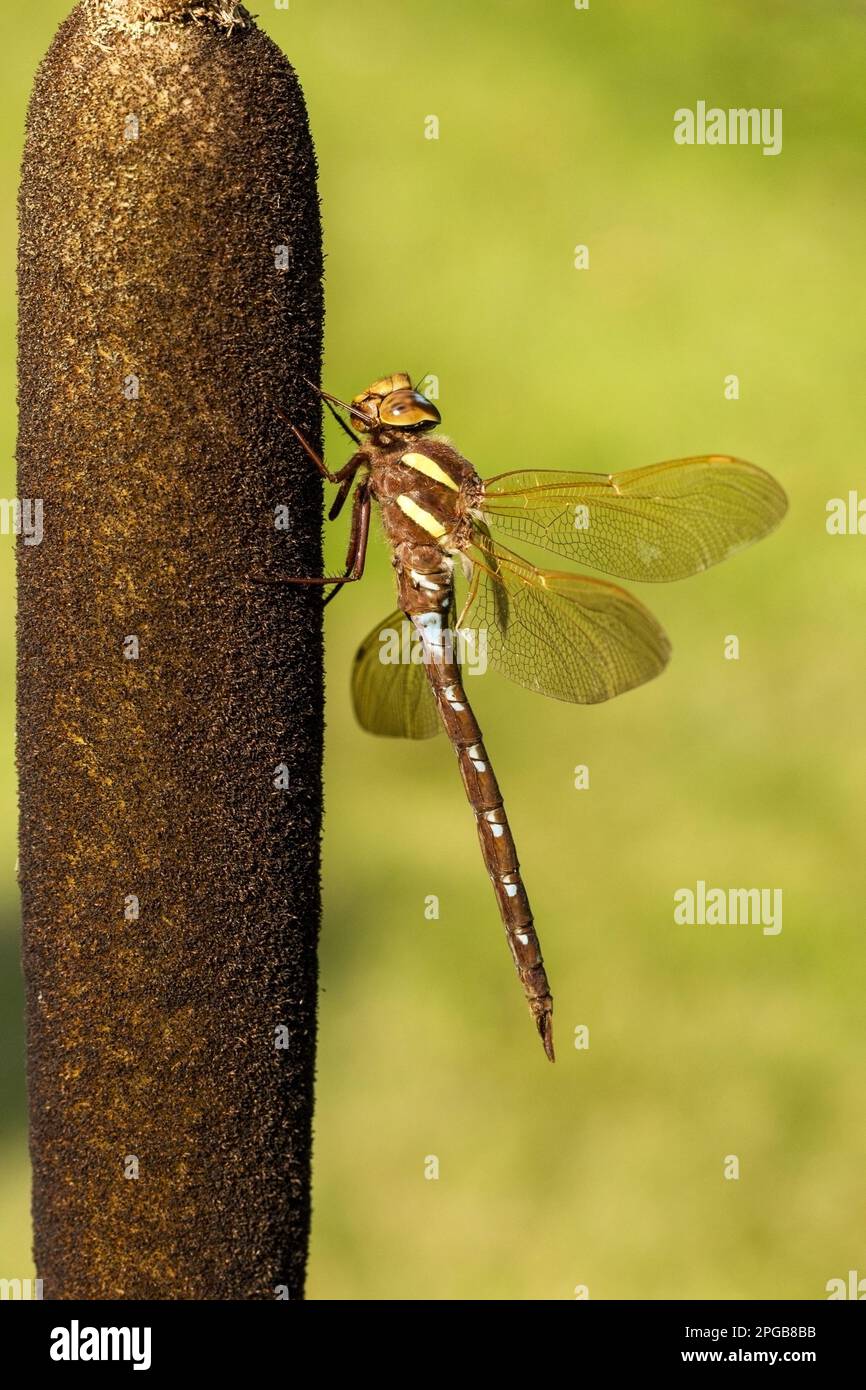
left=17, top=0, right=323, bottom=1299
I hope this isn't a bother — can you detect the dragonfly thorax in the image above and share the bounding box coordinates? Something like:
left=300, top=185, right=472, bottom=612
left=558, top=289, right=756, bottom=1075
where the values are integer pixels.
left=351, top=372, right=441, bottom=436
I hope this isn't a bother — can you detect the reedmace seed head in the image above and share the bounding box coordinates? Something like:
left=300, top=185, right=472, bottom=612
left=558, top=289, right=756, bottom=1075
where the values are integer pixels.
left=19, top=0, right=322, bottom=1298
left=90, top=0, right=253, bottom=37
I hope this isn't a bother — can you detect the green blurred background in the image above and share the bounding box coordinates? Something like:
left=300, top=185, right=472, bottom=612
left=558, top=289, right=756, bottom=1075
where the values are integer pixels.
left=2, top=0, right=865, bottom=1299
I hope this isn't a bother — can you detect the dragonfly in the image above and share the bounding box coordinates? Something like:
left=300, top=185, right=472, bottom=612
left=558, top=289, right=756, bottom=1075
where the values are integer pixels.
left=275, top=372, right=788, bottom=1062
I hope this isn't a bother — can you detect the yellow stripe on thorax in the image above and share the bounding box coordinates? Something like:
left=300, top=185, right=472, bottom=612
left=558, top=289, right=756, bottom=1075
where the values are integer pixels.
left=401, top=451, right=459, bottom=490
left=395, top=494, right=447, bottom=537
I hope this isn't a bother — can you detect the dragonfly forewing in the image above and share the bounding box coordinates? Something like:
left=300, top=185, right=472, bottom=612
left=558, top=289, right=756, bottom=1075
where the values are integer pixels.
left=476, top=455, right=788, bottom=582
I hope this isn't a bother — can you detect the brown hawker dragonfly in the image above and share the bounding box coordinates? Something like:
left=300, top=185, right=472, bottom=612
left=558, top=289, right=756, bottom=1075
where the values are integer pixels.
left=278, top=373, right=787, bottom=1062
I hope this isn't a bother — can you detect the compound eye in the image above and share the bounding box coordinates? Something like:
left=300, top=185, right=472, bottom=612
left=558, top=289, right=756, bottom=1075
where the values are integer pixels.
left=380, top=390, right=441, bottom=428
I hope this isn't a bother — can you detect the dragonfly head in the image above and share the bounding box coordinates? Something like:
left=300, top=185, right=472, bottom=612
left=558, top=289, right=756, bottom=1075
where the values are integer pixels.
left=351, top=373, right=441, bottom=435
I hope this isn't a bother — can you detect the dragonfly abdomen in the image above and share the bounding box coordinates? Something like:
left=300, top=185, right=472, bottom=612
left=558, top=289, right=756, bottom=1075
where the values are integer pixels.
left=409, top=609, right=555, bottom=1062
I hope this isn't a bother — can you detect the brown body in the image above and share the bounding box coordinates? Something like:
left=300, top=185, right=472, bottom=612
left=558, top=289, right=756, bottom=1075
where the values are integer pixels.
left=366, top=434, right=555, bottom=1059
left=278, top=371, right=788, bottom=1063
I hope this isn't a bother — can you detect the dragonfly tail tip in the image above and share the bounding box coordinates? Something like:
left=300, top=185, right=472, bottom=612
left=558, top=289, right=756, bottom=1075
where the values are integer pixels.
left=538, top=1012, right=555, bottom=1063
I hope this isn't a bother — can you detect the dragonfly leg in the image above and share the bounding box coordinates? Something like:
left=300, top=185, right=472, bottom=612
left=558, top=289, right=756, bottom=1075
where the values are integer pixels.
left=323, top=483, right=370, bottom=607
left=276, top=406, right=339, bottom=481
left=277, top=405, right=364, bottom=486
left=249, top=483, right=371, bottom=607
left=328, top=464, right=362, bottom=521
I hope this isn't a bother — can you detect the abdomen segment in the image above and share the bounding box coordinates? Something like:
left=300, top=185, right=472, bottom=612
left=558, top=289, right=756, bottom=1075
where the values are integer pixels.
left=412, top=613, right=555, bottom=1061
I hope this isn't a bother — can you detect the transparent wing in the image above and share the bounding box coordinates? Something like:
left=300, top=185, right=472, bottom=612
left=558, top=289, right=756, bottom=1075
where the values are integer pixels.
left=456, top=535, right=670, bottom=705
left=351, top=608, right=441, bottom=739
left=477, top=455, right=787, bottom=581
